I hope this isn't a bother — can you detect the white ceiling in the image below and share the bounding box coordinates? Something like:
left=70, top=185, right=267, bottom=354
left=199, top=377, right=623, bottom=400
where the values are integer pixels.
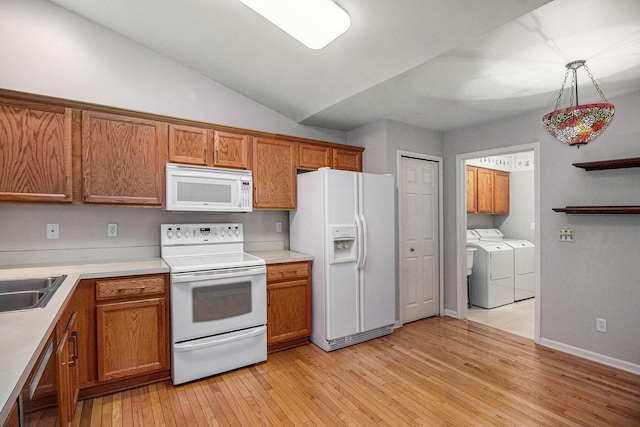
left=49, top=0, right=640, bottom=132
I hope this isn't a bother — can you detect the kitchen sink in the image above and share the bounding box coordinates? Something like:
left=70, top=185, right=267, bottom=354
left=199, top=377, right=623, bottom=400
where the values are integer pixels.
left=0, top=275, right=67, bottom=313
left=0, top=291, right=46, bottom=312
left=0, top=276, right=64, bottom=293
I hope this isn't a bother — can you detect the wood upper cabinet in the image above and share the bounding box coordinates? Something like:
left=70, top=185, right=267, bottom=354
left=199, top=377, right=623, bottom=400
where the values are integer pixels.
left=168, top=124, right=211, bottom=166
left=266, top=261, right=312, bottom=352
left=476, top=167, right=494, bottom=213
left=298, top=144, right=332, bottom=170
left=81, top=111, right=167, bottom=205
left=168, top=126, right=251, bottom=170
left=95, top=275, right=168, bottom=382
left=468, top=166, right=510, bottom=215
left=466, top=166, right=477, bottom=213
left=333, top=148, right=363, bottom=172
left=0, top=97, right=73, bottom=202
left=213, top=131, right=251, bottom=169
left=253, top=137, right=296, bottom=209
left=493, top=170, right=510, bottom=214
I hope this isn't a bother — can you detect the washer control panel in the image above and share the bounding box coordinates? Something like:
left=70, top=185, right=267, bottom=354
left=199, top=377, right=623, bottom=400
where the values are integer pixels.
left=161, top=223, right=243, bottom=245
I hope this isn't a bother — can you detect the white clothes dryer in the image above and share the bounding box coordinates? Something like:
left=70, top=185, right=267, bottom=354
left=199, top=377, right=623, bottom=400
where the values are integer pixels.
left=475, top=229, right=535, bottom=301
left=466, top=230, right=514, bottom=308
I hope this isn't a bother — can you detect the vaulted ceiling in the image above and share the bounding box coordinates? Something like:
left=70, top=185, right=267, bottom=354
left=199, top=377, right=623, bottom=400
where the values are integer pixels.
left=50, top=0, right=640, bottom=132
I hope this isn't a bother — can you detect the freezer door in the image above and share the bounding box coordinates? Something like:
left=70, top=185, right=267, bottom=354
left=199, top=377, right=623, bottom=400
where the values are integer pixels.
left=325, top=169, right=359, bottom=340
left=359, top=173, right=396, bottom=331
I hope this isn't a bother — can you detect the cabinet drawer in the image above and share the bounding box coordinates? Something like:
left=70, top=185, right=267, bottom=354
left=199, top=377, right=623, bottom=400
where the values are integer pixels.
left=96, top=275, right=165, bottom=300
left=267, top=262, right=310, bottom=282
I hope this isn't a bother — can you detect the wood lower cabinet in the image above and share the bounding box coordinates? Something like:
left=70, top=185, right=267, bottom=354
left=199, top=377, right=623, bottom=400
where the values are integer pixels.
left=333, top=147, right=363, bottom=172
left=0, top=97, right=73, bottom=203
left=57, top=312, right=78, bottom=427
left=253, top=137, right=296, bottom=209
left=96, top=298, right=167, bottom=381
left=81, top=111, right=167, bottom=205
left=266, top=261, right=312, bottom=352
left=74, top=274, right=169, bottom=397
left=1, top=400, right=18, bottom=427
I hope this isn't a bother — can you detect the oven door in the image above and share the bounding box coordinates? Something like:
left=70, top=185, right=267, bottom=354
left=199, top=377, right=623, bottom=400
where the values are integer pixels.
left=171, top=265, right=266, bottom=343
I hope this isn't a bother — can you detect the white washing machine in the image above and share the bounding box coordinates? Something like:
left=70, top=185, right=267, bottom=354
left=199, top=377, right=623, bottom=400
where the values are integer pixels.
left=475, top=229, right=535, bottom=301
left=466, top=230, right=514, bottom=308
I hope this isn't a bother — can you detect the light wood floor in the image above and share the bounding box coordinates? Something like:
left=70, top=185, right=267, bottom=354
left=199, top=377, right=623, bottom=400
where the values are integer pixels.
left=72, top=317, right=640, bottom=426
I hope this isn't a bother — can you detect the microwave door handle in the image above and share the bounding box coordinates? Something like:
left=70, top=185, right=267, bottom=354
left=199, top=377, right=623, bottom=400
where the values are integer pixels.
left=237, top=180, right=242, bottom=207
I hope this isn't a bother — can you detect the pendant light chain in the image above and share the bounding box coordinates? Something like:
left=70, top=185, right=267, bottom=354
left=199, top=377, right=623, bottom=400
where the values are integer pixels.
left=553, top=68, right=570, bottom=111
left=583, top=63, right=609, bottom=103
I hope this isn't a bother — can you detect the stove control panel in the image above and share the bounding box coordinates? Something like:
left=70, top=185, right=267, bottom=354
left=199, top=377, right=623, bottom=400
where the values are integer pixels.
left=161, top=223, right=244, bottom=245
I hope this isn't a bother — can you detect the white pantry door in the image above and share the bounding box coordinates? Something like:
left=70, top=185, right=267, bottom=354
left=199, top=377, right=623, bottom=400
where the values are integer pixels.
left=400, top=156, right=439, bottom=323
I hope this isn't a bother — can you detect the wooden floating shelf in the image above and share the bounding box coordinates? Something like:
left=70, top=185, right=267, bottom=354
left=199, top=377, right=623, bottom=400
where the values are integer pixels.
left=572, top=157, right=640, bottom=171
left=552, top=206, right=640, bottom=214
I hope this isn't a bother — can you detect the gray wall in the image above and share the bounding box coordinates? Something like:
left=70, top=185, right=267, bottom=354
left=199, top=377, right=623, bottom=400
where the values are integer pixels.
left=444, top=90, right=640, bottom=367
left=0, top=0, right=348, bottom=264
left=495, top=171, right=535, bottom=242
left=348, top=119, right=444, bottom=322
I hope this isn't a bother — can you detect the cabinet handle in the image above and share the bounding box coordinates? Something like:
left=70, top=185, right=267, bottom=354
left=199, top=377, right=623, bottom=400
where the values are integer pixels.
left=280, top=270, right=299, bottom=275
left=70, top=331, right=78, bottom=366
left=267, top=289, right=270, bottom=306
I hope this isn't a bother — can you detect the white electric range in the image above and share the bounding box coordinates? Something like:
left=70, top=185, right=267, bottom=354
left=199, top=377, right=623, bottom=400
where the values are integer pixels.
left=161, top=223, right=266, bottom=385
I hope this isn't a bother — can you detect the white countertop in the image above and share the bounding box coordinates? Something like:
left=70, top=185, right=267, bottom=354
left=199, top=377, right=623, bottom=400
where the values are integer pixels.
left=248, top=250, right=312, bottom=264
left=0, top=258, right=169, bottom=425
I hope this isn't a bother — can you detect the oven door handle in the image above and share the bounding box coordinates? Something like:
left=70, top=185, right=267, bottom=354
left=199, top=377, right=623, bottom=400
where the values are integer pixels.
left=174, top=326, right=266, bottom=352
left=172, top=266, right=266, bottom=283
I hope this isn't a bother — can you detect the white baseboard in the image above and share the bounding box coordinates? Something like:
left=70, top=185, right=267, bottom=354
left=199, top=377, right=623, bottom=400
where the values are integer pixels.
left=444, top=309, right=459, bottom=319
left=540, top=338, right=640, bottom=375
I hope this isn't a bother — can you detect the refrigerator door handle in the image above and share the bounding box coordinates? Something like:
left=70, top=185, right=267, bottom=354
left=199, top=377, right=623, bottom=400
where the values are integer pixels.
left=355, top=215, right=363, bottom=270
left=360, top=213, right=368, bottom=269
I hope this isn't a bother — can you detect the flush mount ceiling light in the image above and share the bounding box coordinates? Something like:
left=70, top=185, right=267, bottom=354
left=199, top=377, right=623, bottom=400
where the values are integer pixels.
left=542, top=60, right=614, bottom=147
left=237, top=0, right=350, bottom=50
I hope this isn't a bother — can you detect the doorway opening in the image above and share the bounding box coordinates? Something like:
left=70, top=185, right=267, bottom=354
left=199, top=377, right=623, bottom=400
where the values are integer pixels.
left=456, top=143, right=540, bottom=343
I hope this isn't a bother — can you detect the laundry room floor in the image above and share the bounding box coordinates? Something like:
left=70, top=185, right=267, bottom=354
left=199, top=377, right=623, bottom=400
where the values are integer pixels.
left=467, top=298, right=534, bottom=339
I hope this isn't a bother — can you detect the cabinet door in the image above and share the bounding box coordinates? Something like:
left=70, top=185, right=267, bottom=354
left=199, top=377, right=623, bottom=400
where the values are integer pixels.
left=476, top=167, right=494, bottom=213
left=267, top=279, right=311, bottom=345
left=333, top=148, right=362, bottom=172
left=168, top=124, right=210, bottom=166
left=56, top=312, right=78, bottom=427
left=96, top=298, right=168, bottom=382
left=82, top=111, right=167, bottom=205
left=0, top=98, right=73, bottom=202
left=298, top=144, right=332, bottom=170
left=214, top=131, right=251, bottom=169
left=253, top=137, right=296, bottom=209
left=466, top=166, right=477, bottom=213
left=493, top=170, right=510, bottom=214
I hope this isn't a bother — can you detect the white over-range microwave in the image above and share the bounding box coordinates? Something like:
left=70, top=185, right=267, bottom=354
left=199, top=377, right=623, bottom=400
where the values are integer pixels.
left=165, top=163, right=253, bottom=212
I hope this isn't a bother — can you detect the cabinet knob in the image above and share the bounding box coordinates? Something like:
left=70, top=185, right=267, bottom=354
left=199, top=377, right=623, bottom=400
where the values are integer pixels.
left=410, top=248, right=415, bottom=252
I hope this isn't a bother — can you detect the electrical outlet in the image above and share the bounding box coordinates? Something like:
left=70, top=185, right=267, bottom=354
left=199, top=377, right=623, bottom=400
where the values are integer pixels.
left=107, top=223, right=118, bottom=237
left=276, top=222, right=282, bottom=233
left=558, top=228, right=574, bottom=242
left=597, top=318, right=607, bottom=332
left=46, top=223, right=59, bottom=239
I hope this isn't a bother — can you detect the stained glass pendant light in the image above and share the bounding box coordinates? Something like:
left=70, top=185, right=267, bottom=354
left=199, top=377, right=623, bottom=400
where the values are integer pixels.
left=542, top=60, right=614, bottom=147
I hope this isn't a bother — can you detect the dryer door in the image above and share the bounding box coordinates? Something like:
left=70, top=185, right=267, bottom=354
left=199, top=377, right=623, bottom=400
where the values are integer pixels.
left=515, top=246, right=535, bottom=274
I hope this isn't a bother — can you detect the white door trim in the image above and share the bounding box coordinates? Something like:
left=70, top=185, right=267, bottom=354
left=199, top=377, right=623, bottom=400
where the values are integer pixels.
left=397, top=150, right=444, bottom=324
left=455, top=142, right=541, bottom=344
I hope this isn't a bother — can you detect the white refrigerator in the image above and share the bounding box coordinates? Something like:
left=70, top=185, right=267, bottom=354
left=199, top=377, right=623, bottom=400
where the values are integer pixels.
left=290, top=168, right=396, bottom=351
